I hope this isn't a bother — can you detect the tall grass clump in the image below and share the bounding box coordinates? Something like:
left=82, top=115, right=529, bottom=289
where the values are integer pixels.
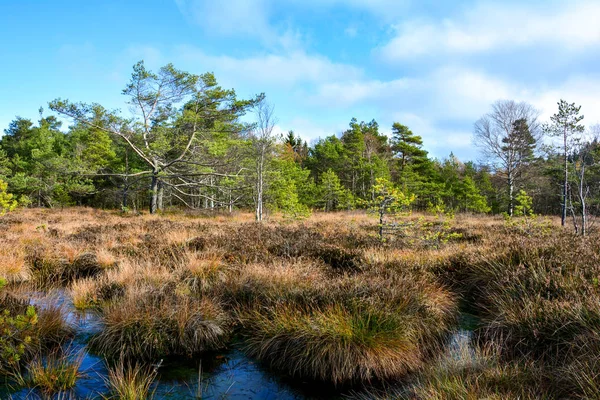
left=27, top=350, right=83, bottom=394
left=241, top=303, right=422, bottom=384
left=236, top=269, right=457, bottom=385
left=451, top=234, right=600, bottom=361
left=90, top=286, right=231, bottom=361
left=102, top=360, right=157, bottom=400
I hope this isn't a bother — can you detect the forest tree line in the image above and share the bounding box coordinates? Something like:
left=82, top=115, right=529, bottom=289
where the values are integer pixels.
left=0, top=62, right=598, bottom=228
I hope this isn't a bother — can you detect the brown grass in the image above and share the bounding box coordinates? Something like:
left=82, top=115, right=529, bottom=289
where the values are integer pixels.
left=2, top=207, right=599, bottom=396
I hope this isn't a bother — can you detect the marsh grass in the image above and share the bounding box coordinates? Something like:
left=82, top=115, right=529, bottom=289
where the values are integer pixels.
left=70, top=277, right=100, bottom=310
left=26, top=350, right=84, bottom=394
left=35, top=302, right=74, bottom=348
left=89, top=286, right=231, bottom=361
left=406, top=348, right=550, bottom=399
left=447, top=235, right=600, bottom=361
left=234, top=265, right=456, bottom=384
left=102, top=360, right=157, bottom=400
left=351, top=342, right=551, bottom=400
left=5, top=207, right=600, bottom=396
left=240, top=303, right=423, bottom=384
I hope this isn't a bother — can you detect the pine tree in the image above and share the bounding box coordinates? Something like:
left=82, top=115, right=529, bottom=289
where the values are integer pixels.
left=390, top=123, right=428, bottom=172
left=544, top=100, right=585, bottom=226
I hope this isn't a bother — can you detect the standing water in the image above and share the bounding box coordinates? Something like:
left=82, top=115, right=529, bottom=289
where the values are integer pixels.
left=2, top=290, right=344, bottom=399
left=2, top=291, right=478, bottom=399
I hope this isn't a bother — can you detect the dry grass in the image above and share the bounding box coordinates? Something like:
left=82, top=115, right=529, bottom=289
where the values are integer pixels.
left=70, top=277, right=100, bottom=310
left=352, top=342, right=551, bottom=400
left=89, top=284, right=231, bottom=360
left=3, top=207, right=600, bottom=396
left=240, top=303, right=424, bottom=384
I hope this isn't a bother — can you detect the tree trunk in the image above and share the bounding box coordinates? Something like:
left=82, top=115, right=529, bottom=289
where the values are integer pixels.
left=256, top=150, right=264, bottom=222
left=122, top=149, right=129, bottom=210
left=122, top=186, right=128, bottom=210
left=157, top=181, right=164, bottom=212
left=209, top=176, right=214, bottom=210
left=379, top=207, right=384, bottom=241
left=507, top=170, right=514, bottom=216
left=581, top=195, right=587, bottom=236
left=580, top=163, right=587, bottom=236
left=256, top=178, right=263, bottom=221
left=562, top=129, right=568, bottom=226
left=569, top=193, right=578, bottom=235
left=150, top=170, right=159, bottom=214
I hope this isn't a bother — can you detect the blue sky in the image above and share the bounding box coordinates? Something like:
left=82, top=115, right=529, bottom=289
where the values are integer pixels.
left=2, top=0, right=600, bottom=161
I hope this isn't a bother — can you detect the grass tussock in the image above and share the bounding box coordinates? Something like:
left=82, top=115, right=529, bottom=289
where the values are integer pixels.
left=406, top=346, right=550, bottom=400
left=352, top=342, right=550, bottom=400
left=446, top=234, right=600, bottom=361
left=102, top=360, right=157, bottom=400
left=241, top=303, right=422, bottom=384
left=34, top=302, right=73, bottom=347
left=234, top=263, right=456, bottom=384
left=90, top=286, right=230, bottom=361
left=27, top=350, right=83, bottom=394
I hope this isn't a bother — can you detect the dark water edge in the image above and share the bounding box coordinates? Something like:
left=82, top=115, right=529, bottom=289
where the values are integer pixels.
left=1, top=347, right=343, bottom=400
left=1, top=291, right=478, bottom=400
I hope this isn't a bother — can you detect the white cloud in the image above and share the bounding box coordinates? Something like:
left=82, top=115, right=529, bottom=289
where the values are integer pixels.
left=174, top=0, right=307, bottom=50
left=529, top=75, right=600, bottom=124
left=280, top=117, right=344, bottom=143
left=313, top=78, right=419, bottom=108
left=175, top=0, right=273, bottom=41
left=379, top=0, right=600, bottom=61
left=173, top=0, right=414, bottom=48
left=175, top=45, right=363, bottom=88
left=308, top=64, right=600, bottom=159
left=311, top=66, right=519, bottom=120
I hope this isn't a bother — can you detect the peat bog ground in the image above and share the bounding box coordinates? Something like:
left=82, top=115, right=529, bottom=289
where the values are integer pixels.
left=1, top=208, right=599, bottom=399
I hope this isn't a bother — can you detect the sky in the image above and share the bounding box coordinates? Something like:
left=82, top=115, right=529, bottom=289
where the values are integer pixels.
left=1, top=0, right=600, bottom=161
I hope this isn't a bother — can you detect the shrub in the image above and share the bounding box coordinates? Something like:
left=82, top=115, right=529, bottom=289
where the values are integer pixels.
left=0, top=179, right=18, bottom=217
left=0, top=303, right=38, bottom=375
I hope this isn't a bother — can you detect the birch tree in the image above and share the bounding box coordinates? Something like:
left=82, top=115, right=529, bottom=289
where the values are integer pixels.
left=567, top=126, right=599, bottom=236
left=474, top=100, right=540, bottom=216
left=249, top=99, right=276, bottom=222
